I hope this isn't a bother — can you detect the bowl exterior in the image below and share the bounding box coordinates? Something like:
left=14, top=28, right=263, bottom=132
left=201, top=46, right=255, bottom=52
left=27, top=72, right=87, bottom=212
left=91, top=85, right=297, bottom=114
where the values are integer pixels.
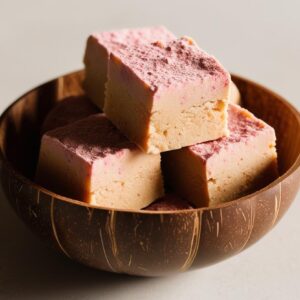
left=1, top=160, right=299, bottom=276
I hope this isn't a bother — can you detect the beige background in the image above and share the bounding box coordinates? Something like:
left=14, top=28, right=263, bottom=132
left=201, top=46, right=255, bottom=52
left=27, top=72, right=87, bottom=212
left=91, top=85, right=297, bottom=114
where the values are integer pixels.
left=0, top=0, right=299, bottom=299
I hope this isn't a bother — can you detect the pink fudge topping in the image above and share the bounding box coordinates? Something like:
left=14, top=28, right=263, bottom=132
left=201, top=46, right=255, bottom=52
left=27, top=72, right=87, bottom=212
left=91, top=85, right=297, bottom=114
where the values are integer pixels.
left=112, top=37, right=230, bottom=92
left=190, top=104, right=271, bottom=160
left=41, top=96, right=99, bottom=134
left=144, top=194, right=194, bottom=211
left=92, top=26, right=175, bottom=54
left=45, top=114, right=135, bottom=163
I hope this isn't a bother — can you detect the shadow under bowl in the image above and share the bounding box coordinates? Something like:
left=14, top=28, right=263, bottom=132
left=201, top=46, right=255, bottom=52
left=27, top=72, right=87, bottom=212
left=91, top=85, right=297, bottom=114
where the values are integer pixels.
left=0, top=70, right=300, bottom=277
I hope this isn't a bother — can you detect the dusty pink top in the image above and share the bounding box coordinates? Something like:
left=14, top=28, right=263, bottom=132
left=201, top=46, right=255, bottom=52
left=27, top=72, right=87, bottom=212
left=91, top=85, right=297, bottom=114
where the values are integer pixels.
left=113, top=37, right=230, bottom=92
left=92, top=26, right=175, bottom=54
left=46, top=114, right=135, bottom=163
left=144, top=194, right=194, bottom=211
left=190, top=104, right=274, bottom=161
left=41, top=96, right=99, bottom=134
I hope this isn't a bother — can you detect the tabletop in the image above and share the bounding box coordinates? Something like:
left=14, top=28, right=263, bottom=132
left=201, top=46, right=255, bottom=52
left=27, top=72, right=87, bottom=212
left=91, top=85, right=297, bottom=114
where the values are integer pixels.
left=0, top=0, right=299, bottom=299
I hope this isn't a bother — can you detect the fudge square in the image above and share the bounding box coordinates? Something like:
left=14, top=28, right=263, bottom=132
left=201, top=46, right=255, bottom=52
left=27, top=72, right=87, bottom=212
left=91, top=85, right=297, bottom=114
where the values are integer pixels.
left=41, top=95, right=99, bottom=134
left=83, top=26, right=175, bottom=109
left=144, top=194, right=193, bottom=211
left=162, top=104, right=278, bottom=207
left=36, top=114, right=164, bottom=210
left=229, top=81, right=241, bottom=105
left=104, top=37, right=231, bottom=154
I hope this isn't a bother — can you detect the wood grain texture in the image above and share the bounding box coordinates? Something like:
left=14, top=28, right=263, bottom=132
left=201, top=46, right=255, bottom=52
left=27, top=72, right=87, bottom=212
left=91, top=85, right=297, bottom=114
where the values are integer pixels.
left=0, top=71, right=299, bottom=276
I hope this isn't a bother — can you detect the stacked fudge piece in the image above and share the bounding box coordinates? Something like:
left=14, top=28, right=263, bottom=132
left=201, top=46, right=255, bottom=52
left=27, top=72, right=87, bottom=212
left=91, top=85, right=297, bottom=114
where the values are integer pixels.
left=36, top=26, right=278, bottom=210
left=83, top=26, right=176, bottom=109
left=104, top=36, right=230, bottom=154
left=36, top=113, right=164, bottom=209
left=41, top=96, right=99, bottom=134
left=162, top=104, right=278, bottom=207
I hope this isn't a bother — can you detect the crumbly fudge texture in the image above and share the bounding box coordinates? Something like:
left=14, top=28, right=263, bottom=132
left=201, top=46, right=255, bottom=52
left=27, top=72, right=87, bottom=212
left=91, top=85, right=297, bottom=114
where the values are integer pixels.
left=162, top=104, right=278, bottom=207
left=104, top=37, right=230, bottom=153
left=83, top=26, right=175, bottom=109
left=36, top=114, right=164, bottom=209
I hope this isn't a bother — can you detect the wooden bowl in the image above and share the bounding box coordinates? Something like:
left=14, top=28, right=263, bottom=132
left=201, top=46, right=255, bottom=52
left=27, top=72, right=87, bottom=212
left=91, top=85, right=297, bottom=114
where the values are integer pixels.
left=1, top=70, right=300, bottom=277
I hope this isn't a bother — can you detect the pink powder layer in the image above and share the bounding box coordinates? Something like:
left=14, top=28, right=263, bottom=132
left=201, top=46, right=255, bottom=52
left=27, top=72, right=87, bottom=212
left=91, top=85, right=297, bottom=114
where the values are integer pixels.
left=92, top=26, right=175, bottom=54
left=41, top=96, right=99, bottom=134
left=144, top=194, right=194, bottom=211
left=112, top=37, right=230, bottom=92
left=190, top=104, right=271, bottom=160
left=45, top=114, right=135, bottom=163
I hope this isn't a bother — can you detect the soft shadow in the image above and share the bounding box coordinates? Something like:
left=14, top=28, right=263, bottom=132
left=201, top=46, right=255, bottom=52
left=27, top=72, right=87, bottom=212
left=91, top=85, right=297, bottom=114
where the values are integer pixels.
left=0, top=190, right=157, bottom=300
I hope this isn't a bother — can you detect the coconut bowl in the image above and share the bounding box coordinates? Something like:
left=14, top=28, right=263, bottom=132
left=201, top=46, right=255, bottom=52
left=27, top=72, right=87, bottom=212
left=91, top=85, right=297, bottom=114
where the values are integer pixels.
left=0, top=70, right=299, bottom=277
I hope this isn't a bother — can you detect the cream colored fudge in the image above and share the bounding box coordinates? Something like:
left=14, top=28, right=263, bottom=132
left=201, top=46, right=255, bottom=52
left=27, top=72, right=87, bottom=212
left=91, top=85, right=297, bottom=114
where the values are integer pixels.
left=104, top=37, right=231, bottom=154
left=41, top=95, right=99, bottom=134
left=229, top=81, right=241, bottom=105
left=83, top=26, right=175, bottom=109
left=163, top=104, right=278, bottom=207
left=36, top=114, right=164, bottom=209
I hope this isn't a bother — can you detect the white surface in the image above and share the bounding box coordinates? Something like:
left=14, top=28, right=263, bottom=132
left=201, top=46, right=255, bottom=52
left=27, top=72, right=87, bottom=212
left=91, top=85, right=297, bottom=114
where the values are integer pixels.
left=0, top=0, right=299, bottom=299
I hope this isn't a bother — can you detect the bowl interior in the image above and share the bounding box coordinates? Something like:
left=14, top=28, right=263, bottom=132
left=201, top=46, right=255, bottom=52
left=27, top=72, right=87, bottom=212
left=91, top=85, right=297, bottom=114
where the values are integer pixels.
left=0, top=71, right=299, bottom=197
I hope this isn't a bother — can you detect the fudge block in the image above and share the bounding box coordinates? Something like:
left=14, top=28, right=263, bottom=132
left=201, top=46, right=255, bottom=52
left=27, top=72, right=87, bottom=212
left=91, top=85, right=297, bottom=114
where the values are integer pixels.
left=83, top=26, right=175, bottom=109
left=162, top=104, right=278, bottom=207
left=144, top=194, right=193, bottom=211
left=41, top=95, right=99, bottom=134
left=104, top=37, right=231, bottom=154
left=229, top=81, right=241, bottom=105
left=36, top=114, right=164, bottom=209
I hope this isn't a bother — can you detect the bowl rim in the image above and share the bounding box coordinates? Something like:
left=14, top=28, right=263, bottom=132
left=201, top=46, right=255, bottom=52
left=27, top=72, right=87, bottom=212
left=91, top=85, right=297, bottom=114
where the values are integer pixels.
left=1, top=70, right=300, bottom=215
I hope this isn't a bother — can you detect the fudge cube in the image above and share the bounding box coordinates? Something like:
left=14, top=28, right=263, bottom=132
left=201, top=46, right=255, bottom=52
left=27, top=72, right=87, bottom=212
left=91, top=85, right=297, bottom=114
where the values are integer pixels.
left=104, top=37, right=230, bottom=154
left=36, top=114, right=164, bottom=209
left=229, top=81, right=241, bottom=105
left=162, top=104, right=278, bottom=207
left=144, top=194, right=193, bottom=211
left=41, top=95, right=99, bottom=134
left=83, top=26, right=175, bottom=109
